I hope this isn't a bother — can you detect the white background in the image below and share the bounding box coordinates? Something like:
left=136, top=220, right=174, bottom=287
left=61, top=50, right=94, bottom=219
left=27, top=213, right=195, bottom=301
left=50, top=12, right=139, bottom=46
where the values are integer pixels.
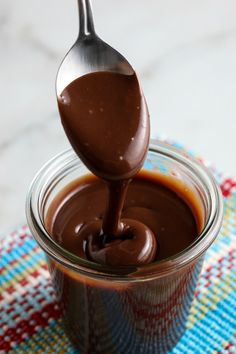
left=0, top=0, right=236, bottom=235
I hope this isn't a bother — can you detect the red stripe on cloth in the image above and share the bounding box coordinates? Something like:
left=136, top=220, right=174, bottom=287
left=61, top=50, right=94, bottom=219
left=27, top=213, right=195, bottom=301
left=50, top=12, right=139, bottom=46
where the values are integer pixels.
left=0, top=231, right=30, bottom=253
left=195, top=249, right=236, bottom=297
left=220, top=178, right=236, bottom=197
left=0, top=281, right=54, bottom=310
left=0, top=268, right=48, bottom=298
left=0, top=302, right=61, bottom=352
left=217, top=342, right=234, bottom=353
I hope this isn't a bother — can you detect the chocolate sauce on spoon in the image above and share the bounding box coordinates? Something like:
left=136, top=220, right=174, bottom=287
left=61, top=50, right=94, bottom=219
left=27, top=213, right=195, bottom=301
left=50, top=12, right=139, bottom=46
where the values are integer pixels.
left=57, top=71, right=157, bottom=265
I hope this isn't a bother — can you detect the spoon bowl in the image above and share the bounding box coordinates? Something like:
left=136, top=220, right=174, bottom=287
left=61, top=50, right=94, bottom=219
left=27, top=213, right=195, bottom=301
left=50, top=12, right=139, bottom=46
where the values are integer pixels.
left=56, top=0, right=134, bottom=95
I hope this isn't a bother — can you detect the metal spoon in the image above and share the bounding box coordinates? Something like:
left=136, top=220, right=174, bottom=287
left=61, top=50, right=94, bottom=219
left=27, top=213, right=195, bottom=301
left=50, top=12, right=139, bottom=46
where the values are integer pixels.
left=56, top=0, right=134, bottom=95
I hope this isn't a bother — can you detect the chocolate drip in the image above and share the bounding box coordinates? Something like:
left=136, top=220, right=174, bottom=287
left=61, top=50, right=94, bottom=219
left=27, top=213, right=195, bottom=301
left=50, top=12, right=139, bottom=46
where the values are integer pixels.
left=57, top=71, right=157, bottom=265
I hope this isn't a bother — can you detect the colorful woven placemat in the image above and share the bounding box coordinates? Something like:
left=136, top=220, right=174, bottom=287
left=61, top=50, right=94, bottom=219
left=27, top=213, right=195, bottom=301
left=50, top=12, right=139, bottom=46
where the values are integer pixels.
left=0, top=147, right=236, bottom=353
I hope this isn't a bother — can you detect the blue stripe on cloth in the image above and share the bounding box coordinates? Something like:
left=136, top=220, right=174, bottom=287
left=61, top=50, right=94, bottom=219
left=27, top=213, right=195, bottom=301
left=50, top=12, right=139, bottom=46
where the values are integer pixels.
left=171, top=291, right=236, bottom=353
left=0, top=250, right=44, bottom=287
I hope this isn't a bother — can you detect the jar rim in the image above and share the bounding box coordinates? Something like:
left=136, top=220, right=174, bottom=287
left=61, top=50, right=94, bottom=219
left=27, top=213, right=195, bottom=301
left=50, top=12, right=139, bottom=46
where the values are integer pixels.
left=26, top=139, right=223, bottom=281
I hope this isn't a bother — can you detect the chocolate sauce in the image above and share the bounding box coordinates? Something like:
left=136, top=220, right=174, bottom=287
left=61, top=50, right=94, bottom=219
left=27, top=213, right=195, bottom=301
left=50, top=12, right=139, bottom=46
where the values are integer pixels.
left=57, top=71, right=157, bottom=265
left=58, top=72, right=149, bottom=181
left=52, top=70, right=204, bottom=353
left=46, top=170, right=203, bottom=353
left=47, top=171, right=200, bottom=265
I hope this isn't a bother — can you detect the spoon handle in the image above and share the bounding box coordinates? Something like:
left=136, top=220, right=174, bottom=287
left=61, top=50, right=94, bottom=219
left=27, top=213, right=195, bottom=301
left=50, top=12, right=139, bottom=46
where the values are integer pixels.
left=78, top=0, right=95, bottom=38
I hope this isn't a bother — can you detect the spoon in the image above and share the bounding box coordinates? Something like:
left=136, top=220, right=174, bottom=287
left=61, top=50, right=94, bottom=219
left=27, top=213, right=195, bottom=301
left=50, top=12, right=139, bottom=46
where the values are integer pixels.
left=56, top=0, right=134, bottom=95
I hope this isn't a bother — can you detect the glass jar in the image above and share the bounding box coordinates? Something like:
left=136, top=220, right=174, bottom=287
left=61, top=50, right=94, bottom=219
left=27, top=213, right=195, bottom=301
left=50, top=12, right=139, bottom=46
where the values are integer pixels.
left=26, top=140, right=223, bottom=353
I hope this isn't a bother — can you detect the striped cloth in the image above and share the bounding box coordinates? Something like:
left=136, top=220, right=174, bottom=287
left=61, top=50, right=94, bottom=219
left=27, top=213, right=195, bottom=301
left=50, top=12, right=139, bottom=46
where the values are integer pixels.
left=0, top=151, right=236, bottom=353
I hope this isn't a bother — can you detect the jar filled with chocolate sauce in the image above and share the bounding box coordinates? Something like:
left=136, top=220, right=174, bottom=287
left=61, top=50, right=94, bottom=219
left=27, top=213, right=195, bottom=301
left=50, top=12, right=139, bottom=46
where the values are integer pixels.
left=26, top=140, right=223, bottom=354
